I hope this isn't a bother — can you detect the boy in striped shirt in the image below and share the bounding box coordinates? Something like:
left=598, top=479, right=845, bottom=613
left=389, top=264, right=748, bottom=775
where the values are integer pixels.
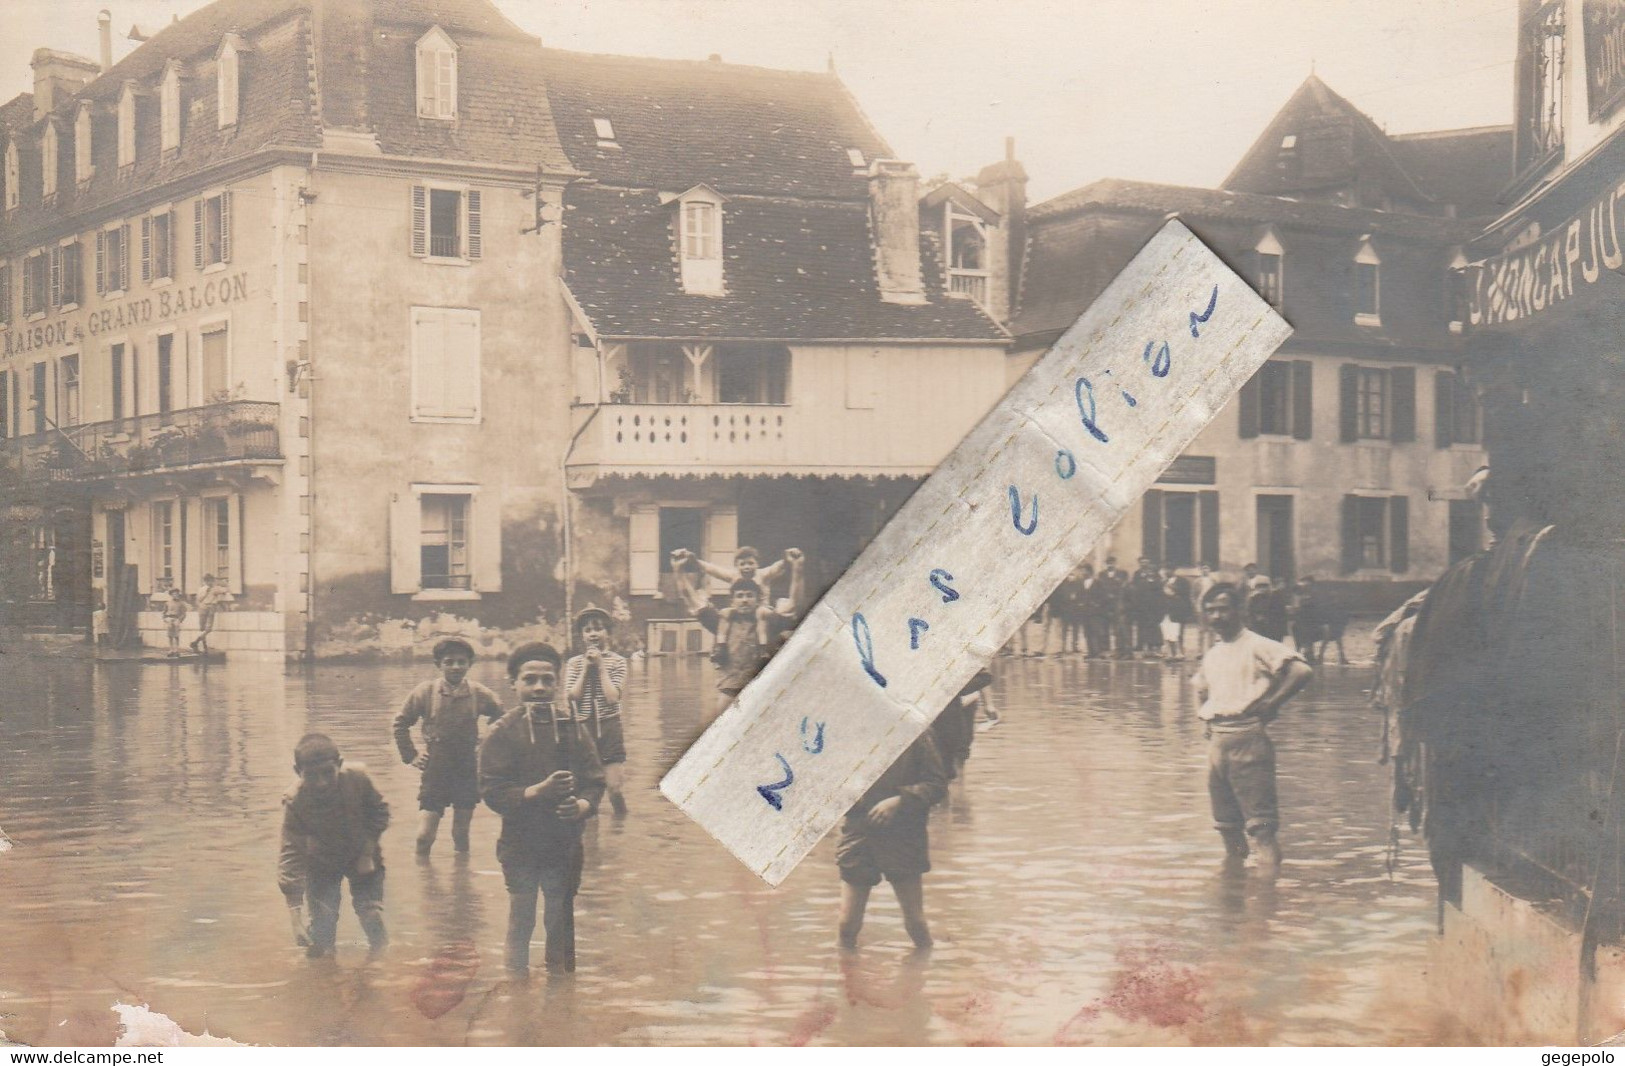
left=565, top=606, right=630, bottom=817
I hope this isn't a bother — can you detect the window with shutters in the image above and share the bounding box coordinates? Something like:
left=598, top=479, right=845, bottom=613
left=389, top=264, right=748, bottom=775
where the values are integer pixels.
left=23, top=251, right=49, bottom=318
left=1356, top=368, right=1386, bottom=439
left=410, top=183, right=481, bottom=262
left=200, top=324, right=229, bottom=402
left=29, top=362, right=46, bottom=434
left=58, top=354, right=80, bottom=426
left=54, top=241, right=83, bottom=309
left=0, top=370, right=8, bottom=438
left=415, top=27, right=458, bottom=121
left=1342, top=494, right=1409, bottom=573
left=203, top=495, right=235, bottom=584
left=75, top=104, right=94, bottom=186
left=109, top=342, right=127, bottom=418
left=1140, top=488, right=1220, bottom=569
left=1435, top=370, right=1480, bottom=446
left=1257, top=362, right=1293, bottom=435
left=157, top=333, right=175, bottom=413
left=117, top=83, right=136, bottom=170
left=151, top=500, right=176, bottom=588
left=410, top=306, right=481, bottom=422
left=41, top=123, right=58, bottom=202
left=4, top=141, right=18, bottom=210
left=1239, top=360, right=1312, bottom=440
left=421, top=494, right=471, bottom=590
left=144, top=209, right=174, bottom=282
left=1354, top=238, right=1381, bottom=324
left=1254, top=228, right=1285, bottom=308
left=0, top=262, right=10, bottom=326
left=676, top=187, right=725, bottom=295
left=98, top=223, right=131, bottom=297
left=217, top=37, right=241, bottom=129
left=195, top=191, right=231, bottom=270
left=160, top=62, right=181, bottom=153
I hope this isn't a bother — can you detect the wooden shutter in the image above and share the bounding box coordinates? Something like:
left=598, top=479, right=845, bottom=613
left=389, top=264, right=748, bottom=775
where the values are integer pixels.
left=1389, top=495, right=1409, bottom=573
left=442, top=309, right=480, bottom=419
left=1198, top=490, right=1220, bottom=569
left=1390, top=366, right=1416, bottom=442
left=466, top=189, right=482, bottom=259
left=21, top=257, right=31, bottom=316
left=1141, top=489, right=1163, bottom=563
left=473, top=489, right=503, bottom=592
left=704, top=506, right=739, bottom=594
left=167, top=210, right=178, bottom=276
left=410, top=185, right=427, bottom=257
left=1237, top=372, right=1260, bottom=438
left=390, top=490, right=422, bottom=594
left=119, top=223, right=132, bottom=291
left=0, top=263, right=8, bottom=325
left=1434, top=370, right=1455, bottom=448
left=416, top=46, right=435, bottom=118
left=49, top=247, right=61, bottom=308
left=95, top=230, right=106, bottom=294
left=1339, top=364, right=1359, bottom=442
left=141, top=215, right=152, bottom=282
left=411, top=308, right=446, bottom=418
left=629, top=505, right=660, bottom=595
left=218, top=191, right=231, bottom=263
left=1291, top=360, right=1313, bottom=440
left=1340, top=495, right=1360, bottom=574
left=194, top=198, right=205, bottom=270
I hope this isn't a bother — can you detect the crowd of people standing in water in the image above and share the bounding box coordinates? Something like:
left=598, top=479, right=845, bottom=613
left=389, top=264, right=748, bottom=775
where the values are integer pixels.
left=1017, top=557, right=1350, bottom=666
left=274, top=544, right=1328, bottom=979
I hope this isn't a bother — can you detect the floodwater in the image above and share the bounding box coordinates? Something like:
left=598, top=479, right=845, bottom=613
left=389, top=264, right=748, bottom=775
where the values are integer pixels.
left=0, top=653, right=1472, bottom=1046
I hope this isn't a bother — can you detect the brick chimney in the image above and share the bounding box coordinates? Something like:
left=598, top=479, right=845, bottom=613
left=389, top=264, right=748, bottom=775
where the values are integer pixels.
left=974, top=137, right=1028, bottom=324
left=32, top=49, right=100, bottom=119
left=869, top=159, right=927, bottom=305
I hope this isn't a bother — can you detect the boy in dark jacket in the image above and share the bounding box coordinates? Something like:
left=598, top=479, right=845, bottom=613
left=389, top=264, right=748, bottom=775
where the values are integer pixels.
left=836, top=731, right=949, bottom=951
left=278, top=734, right=390, bottom=958
left=393, top=637, right=504, bottom=856
left=479, top=642, right=605, bottom=978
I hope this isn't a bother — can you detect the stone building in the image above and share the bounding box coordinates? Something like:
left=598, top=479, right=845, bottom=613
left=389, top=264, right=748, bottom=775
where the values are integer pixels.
left=988, top=77, right=1508, bottom=603
left=0, top=0, right=1008, bottom=658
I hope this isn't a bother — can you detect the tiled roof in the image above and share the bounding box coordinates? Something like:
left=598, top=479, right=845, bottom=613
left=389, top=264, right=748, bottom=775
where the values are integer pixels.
left=1015, top=178, right=1470, bottom=356
left=562, top=183, right=1005, bottom=342
left=1391, top=126, right=1514, bottom=221
left=1030, top=178, right=1482, bottom=241
left=537, top=48, right=892, bottom=199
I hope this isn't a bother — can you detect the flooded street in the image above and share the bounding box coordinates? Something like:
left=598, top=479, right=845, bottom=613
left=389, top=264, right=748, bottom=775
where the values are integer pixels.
left=0, top=653, right=1471, bottom=1046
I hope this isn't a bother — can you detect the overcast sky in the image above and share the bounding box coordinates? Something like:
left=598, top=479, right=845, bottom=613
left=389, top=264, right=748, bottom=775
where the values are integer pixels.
left=8, top=0, right=1519, bottom=203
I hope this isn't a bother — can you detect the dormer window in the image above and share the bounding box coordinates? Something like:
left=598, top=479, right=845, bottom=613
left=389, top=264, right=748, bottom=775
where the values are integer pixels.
left=1355, top=237, right=1381, bottom=325
left=1254, top=227, right=1285, bottom=308
left=4, top=141, right=18, bottom=210
left=846, top=147, right=866, bottom=169
left=161, top=61, right=182, bottom=152
left=75, top=103, right=94, bottom=186
left=415, top=27, right=458, bottom=120
left=117, top=82, right=136, bottom=169
left=593, top=117, right=617, bottom=147
left=672, top=185, right=724, bottom=296
left=930, top=184, right=999, bottom=309
left=1280, top=134, right=1297, bottom=150
left=42, top=123, right=58, bottom=200
left=217, top=35, right=242, bottom=129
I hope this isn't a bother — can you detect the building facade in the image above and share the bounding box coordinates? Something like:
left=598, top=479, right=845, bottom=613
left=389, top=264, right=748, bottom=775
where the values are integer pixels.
left=0, top=0, right=1009, bottom=658
left=992, top=78, right=1505, bottom=605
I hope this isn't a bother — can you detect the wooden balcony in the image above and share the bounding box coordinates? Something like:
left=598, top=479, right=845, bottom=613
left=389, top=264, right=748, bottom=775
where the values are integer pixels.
left=0, top=402, right=283, bottom=484
left=948, top=269, right=990, bottom=307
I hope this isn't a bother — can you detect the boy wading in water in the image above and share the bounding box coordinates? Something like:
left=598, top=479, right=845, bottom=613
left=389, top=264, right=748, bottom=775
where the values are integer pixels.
left=393, top=638, right=504, bottom=857
left=565, top=606, right=630, bottom=816
left=836, top=731, right=948, bottom=951
left=479, top=643, right=605, bottom=978
left=278, top=734, right=390, bottom=958
left=1192, top=583, right=1313, bottom=870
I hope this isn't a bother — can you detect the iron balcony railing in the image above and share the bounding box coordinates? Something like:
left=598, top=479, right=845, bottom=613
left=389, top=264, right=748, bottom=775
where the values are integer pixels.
left=0, top=401, right=281, bottom=481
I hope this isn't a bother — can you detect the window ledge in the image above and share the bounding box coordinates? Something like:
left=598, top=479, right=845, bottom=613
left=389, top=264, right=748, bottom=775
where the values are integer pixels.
left=411, top=414, right=481, bottom=425
left=26, top=311, right=46, bottom=323
left=423, top=255, right=472, bottom=268
left=104, top=290, right=125, bottom=302
left=58, top=302, right=79, bottom=314
left=151, top=276, right=173, bottom=288
left=202, top=261, right=229, bottom=275
left=1354, top=312, right=1382, bottom=328
left=412, top=589, right=481, bottom=602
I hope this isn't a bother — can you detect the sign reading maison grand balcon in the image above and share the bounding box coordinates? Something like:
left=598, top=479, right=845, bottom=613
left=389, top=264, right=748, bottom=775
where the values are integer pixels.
left=2, top=271, right=250, bottom=357
left=1463, top=181, right=1625, bottom=328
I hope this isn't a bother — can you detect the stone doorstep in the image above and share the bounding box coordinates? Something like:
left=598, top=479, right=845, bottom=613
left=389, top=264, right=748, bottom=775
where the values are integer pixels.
left=1434, top=867, right=1586, bottom=1044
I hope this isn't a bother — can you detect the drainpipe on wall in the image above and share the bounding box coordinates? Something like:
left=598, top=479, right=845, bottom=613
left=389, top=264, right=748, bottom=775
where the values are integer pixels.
left=302, top=153, right=319, bottom=662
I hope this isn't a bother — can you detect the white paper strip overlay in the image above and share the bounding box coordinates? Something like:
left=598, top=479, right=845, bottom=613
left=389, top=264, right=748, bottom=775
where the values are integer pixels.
left=660, top=219, right=1294, bottom=885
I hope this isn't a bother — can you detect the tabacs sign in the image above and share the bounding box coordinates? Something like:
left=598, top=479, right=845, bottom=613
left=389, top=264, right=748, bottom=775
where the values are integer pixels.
left=1587, top=0, right=1625, bottom=122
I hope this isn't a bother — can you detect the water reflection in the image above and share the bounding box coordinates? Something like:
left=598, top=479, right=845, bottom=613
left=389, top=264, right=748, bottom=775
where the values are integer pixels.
left=0, top=655, right=1470, bottom=1045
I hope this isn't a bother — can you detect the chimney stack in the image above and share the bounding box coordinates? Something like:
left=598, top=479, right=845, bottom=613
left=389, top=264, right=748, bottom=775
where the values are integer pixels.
left=98, top=10, right=113, bottom=72
left=869, top=160, right=927, bottom=305
left=973, top=137, right=1029, bottom=325
left=31, top=49, right=101, bottom=120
